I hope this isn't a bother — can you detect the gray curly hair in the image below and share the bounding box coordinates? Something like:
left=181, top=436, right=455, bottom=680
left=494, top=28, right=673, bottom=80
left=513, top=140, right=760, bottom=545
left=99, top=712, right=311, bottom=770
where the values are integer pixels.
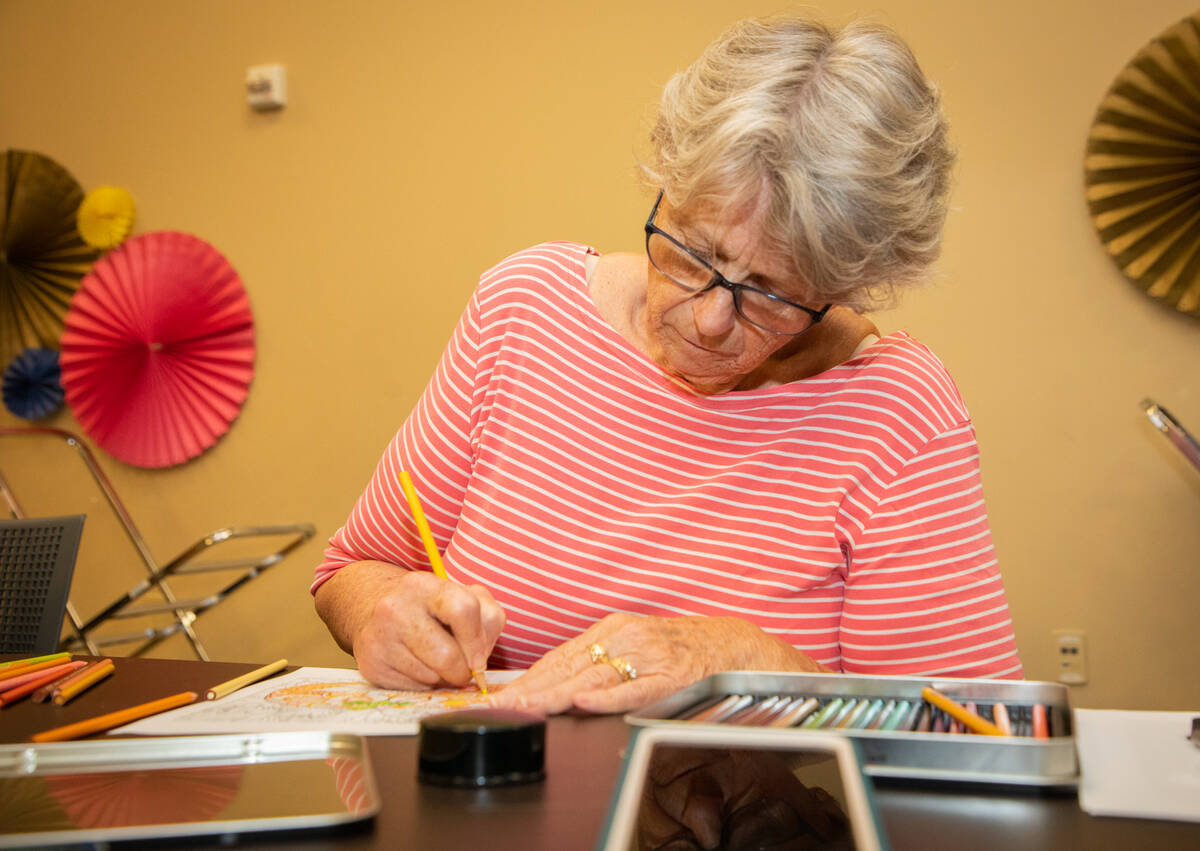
left=645, top=16, right=955, bottom=310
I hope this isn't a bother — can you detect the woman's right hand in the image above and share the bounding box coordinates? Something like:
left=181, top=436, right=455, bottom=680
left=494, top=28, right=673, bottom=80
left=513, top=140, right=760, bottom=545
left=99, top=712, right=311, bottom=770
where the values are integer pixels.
left=315, top=562, right=506, bottom=690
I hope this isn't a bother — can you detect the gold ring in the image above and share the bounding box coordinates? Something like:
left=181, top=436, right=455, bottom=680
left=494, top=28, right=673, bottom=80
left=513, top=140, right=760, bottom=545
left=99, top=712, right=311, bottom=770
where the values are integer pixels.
left=587, top=643, right=609, bottom=665
left=608, top=657, right=637, bottom=682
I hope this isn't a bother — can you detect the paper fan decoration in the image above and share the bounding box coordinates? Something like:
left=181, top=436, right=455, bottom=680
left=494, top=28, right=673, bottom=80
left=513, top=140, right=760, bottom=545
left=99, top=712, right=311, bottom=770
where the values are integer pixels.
left=77, top=185, right=137, bottom=249
left=1085, top=12, right=1200, bottom=318
left=2, top=347, right=64, bottom=419
left=0, top=150, right=101, bottom=365
left=60, top=231, right=256, bottom=468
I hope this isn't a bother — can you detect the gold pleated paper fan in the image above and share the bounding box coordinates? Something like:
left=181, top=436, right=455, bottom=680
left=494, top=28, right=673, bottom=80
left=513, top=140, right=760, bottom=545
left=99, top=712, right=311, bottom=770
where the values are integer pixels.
left=76, top=185, right=136, bottom=249
left=1085, top=12, right=1200, bottom=318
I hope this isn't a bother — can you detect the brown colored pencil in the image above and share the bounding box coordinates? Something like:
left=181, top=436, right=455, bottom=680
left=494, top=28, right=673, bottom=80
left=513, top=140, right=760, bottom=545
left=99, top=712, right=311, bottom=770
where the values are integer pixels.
left=53, top=659, right=116, bottom=705
left=32, top=691, right=198, bottom=743
left=32, top=661, right=102, bottom=702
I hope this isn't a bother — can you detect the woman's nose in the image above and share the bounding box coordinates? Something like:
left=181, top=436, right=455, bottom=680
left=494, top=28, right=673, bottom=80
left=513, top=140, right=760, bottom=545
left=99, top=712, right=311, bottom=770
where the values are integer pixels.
left=691, top=283, right=738, bottom=337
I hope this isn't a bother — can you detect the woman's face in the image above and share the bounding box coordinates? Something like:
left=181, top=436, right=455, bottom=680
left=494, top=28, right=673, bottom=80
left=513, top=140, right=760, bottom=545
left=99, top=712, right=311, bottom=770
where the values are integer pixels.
left=642, top=193, right=818, bottom=395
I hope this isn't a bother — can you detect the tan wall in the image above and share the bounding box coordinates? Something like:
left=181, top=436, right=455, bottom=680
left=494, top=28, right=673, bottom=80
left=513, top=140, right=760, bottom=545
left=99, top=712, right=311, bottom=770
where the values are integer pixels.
left=2, top=0, right=1197, bottom=709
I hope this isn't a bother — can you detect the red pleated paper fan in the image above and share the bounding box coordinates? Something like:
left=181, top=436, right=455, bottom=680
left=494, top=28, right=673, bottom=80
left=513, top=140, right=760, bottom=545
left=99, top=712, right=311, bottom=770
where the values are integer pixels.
left=60, top=231, right=255, bottom=467
left=46, top=765, right=244, bottom=827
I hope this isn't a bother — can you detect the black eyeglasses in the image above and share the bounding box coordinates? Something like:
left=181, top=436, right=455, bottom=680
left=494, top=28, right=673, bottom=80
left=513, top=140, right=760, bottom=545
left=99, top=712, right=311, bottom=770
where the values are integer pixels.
left=644, top=190, right=830, bottom=336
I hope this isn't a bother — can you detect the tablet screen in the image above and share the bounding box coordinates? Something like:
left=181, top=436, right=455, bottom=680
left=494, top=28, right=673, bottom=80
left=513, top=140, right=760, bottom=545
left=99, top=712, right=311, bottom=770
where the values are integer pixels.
left=0, top=732, right=377, bottom=847
left=598, top=728, right=885, bottom=851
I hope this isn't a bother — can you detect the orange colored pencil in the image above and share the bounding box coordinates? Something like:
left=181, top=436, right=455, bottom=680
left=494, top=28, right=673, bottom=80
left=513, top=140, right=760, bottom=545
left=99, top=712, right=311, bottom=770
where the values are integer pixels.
left=1032, top=704, right=1049, bottom=739
left=921, top=687, right=1008, bottom=737
left=53, top=659, right=116, bottom=705
left=32, top=691, right=198, bottom=743
left=0, top=657, right=73, bottom=684
left=0, top=663, right=86, bottom=707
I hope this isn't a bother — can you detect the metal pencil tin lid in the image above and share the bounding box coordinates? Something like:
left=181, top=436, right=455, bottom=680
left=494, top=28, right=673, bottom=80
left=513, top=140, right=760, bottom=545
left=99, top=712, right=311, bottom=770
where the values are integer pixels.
left=418, top=708, right=546, bottom=787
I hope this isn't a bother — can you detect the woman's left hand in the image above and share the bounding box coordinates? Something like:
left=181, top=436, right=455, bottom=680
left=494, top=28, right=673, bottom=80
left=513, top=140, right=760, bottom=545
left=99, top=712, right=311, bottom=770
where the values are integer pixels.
left=489, top=613, right=828, bottom=715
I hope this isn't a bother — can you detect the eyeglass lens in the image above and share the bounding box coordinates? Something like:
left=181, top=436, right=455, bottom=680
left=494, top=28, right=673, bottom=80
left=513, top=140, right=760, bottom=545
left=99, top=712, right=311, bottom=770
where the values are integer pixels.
left=646, top=232, right=816, bottom=335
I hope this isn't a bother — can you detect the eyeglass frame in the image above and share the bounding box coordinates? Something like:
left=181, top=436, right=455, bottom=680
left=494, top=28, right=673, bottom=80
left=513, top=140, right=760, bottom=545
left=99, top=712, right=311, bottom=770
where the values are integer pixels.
left=643, top=190, right=831, bottom=336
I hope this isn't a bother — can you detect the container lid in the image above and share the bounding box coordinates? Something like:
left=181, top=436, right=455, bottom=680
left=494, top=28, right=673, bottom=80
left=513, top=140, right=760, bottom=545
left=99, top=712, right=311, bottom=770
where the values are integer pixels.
left=417, top=708, right=545, bottom=787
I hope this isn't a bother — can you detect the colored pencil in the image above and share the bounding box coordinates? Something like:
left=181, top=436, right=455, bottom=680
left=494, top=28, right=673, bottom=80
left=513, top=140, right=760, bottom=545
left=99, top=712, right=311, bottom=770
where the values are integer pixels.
left=921, top=687, right=1008, bottom=737
left=53, top=659, right=116, bottom=705
left=690, top=694, right=753, bottom=723
left=853, top=699, right=886, bottom=729
left=769, top=697, right=819, bottom=727
left=0, top=663, right=86, bottom=707
left=0, top=652, right=69, bottom=670
left=1032, top=704, right=1049, bottom=738
left=867, top=700, right=896, bottom=730
left=836, top=699, right=871, bottom=729
left=992, top=703, right=1012, bottom=735
left=32, top=691, right=198, bottom=743
left=0, top=661, right=81, bottom=693
left=398, top=470, right=488, bottom=695
left=752, top=696, right=797, bottom=725
left=802, top=698, right=844, bottom=729
left=679, top=695, right=726, bottom=720
left=0, top=657, right=73, bottom=684
left=206, top=658, right=288, bottom=700
left=728, top=696, right=781, bottom=725
left=33, top=660, right=104, bottom=703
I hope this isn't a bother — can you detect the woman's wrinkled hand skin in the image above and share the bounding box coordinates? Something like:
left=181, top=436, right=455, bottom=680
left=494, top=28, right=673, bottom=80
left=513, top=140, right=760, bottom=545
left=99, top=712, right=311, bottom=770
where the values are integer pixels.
left=490, top=613, right=827, bottom=715
left=636, top=746, right=852, bottom=851
left=351, top=570, right=506, bottom=690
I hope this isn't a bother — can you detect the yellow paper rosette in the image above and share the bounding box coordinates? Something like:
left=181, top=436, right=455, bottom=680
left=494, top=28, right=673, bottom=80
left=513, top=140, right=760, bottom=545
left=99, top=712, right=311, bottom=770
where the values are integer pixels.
left=76, top=185, right=136, bottom=248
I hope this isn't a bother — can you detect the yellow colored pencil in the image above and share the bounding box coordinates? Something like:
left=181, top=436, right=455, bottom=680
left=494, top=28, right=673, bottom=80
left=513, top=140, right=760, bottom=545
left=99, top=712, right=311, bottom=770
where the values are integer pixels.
left=0, top=652, right=69, bottom=670
left=33, top=660, right=103, bottom=702
left=921, top=687, right=1008, bottom=737
left=398, top=470, right=488, bottom=695
left=398, top=470, right=449, bottom=580
left=53, top=659, right=116, bottom=705
left=206, top=658, right=288, bottom=700
left=32, top=691, right=198, bottom=743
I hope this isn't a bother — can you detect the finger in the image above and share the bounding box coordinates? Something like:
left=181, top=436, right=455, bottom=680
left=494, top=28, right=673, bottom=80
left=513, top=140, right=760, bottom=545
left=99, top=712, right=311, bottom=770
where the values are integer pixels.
left=571, top=675, right=671, bottom=715
left=493, top=659, right=616, bottom=714
left=464, top=584, right=507, bottom=666
left=424, top=582, right=494, bottom=683
left=498, top=636, right=593, bottom=696
left=356, top=637, right=440, bottom=689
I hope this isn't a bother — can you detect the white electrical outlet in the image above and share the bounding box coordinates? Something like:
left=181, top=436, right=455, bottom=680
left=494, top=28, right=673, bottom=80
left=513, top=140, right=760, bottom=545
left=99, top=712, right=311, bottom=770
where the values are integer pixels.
left=1053, top=629, right=1087, bottom=685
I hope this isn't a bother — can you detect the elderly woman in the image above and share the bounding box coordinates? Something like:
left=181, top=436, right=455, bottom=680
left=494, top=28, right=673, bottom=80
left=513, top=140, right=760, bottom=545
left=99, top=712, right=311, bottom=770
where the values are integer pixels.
left=313, top=15, right=1022, bottom=715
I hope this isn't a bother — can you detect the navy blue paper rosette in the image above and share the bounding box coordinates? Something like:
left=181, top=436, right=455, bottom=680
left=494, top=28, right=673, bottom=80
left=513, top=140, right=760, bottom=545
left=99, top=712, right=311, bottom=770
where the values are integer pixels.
left=2, top=347, right=65, bottom=420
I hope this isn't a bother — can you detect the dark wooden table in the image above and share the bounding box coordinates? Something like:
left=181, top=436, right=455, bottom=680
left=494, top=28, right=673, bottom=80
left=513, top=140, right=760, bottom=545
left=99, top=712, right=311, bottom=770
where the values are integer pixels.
left=2, top=656, right=1198, bottom=849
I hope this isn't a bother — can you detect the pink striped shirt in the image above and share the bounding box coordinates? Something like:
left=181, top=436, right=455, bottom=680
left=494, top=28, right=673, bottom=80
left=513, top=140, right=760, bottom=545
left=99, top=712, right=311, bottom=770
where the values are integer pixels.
left=316, top=242, right=1022, bottom=678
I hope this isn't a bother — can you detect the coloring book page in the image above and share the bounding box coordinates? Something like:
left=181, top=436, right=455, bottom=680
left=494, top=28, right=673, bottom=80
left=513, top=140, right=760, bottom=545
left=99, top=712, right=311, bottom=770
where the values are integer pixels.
left=112, top=667, right=523, bottom=736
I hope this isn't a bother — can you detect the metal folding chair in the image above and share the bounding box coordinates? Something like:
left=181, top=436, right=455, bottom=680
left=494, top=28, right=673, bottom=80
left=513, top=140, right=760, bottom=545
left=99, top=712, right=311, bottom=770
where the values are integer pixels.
left=0, top=514, right=85, bottom=654
left=0, top=427, right=315, bottom=660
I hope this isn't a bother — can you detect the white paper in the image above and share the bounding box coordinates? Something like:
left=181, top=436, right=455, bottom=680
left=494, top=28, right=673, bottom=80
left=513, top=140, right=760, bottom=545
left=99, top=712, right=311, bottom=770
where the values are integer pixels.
left=112, top=666, right=524, bottom=737
left=1075, top=708, right=1200, bottom=822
